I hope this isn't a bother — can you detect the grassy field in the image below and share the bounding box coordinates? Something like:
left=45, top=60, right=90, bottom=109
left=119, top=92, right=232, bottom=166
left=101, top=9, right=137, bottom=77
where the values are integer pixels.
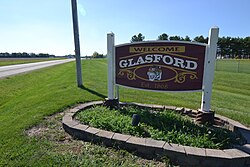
left=0, top=59, right=249, bottom=166
left=0, top=58, right=64, bottom=66
left=215, top=59, right=250, bottom=74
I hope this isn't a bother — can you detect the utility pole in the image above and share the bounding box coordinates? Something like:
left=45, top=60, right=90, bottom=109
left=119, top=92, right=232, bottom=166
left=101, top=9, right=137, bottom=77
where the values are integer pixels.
left=71, top=0, right=83, bottom=87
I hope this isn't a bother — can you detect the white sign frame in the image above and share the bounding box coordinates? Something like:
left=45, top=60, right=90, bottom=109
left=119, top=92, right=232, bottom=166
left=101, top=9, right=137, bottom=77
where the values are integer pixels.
left=107, top=27, right=219, bottom=112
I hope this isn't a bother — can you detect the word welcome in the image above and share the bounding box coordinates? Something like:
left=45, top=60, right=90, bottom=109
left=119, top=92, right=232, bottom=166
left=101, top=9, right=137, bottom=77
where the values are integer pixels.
left=119, top=54, right=198, bottom=70
left=129, top=46, right=185, bottom=54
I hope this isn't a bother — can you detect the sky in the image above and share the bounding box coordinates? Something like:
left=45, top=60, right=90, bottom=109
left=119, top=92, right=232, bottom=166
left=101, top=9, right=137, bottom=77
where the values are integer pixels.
left=0, top=0, right=249, bottom=56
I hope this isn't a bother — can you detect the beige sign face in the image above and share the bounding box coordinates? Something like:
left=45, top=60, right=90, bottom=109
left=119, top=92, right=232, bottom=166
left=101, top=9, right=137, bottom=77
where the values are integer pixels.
left=115, top=42, right=206, bottom=92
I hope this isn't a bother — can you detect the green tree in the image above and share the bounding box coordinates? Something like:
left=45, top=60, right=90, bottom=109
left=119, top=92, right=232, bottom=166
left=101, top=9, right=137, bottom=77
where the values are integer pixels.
left=92, top=51, right=99, bottom=57
left=243, top=37, right=250, bottom=58
left=193, top=35, right=208, bottom=43
left=217, top=36, right=249, bottom=59
left=131, top=33, right=145, bottom=42
left=158, top=33, right=168, bottom=40
left=92, top=51, right=104, bottom=58
left=169, top=35, right=181, bottom=41
left=183, top=35, right=191, bottom=41
left=218, top=37, right=228, bottom=57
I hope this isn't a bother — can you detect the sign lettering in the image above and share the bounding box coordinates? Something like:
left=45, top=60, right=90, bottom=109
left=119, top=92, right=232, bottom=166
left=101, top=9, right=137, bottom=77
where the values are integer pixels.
left=129, top=46, right=185, bottom=53
left=115, top=42, right=206, bottom=91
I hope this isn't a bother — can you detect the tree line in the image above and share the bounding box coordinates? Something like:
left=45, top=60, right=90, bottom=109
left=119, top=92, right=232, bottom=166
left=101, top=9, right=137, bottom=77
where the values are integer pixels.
left=92, top=51, right=106, bottom=58
left=0, top=51, right=106, bottom=59
left=0, top=52, right=55, bottom=58
left=131, top=33, right=250, bottom=59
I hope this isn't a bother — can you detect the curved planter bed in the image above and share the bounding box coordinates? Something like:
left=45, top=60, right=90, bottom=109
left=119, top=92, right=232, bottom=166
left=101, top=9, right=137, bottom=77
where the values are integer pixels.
left=62, top=101, right=250, bottom=167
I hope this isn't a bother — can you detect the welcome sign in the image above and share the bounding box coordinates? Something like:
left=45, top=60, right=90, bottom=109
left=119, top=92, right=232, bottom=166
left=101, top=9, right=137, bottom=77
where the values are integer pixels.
left=107, top=27, right=219, bottom=112
left=115, top=42, right=206, bottom=91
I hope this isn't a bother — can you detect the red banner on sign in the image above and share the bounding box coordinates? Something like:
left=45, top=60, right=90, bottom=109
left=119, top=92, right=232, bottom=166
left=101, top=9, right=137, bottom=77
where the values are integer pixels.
left=115, top=42, right=206, bottom=92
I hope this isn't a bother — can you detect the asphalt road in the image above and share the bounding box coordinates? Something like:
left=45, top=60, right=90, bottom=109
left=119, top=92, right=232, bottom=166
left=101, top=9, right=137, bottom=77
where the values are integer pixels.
left=0, top=59, right=74, bottom=79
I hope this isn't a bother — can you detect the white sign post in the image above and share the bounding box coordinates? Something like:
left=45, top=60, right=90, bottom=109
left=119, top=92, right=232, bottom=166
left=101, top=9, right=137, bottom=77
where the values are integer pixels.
left=106, top=27, right=219, bottom=118
left=201, top=27, right=219, bottom=112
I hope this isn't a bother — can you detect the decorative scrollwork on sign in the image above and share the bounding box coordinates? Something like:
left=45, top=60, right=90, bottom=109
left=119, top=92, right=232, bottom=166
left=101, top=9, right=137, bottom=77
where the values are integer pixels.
left=175, top=73, right=186, bottom=83
left=175, top=72, right=198, bottom=83
left=190, top=73, right=198, bottom=80
left=118, top=69, right=136, bottom=80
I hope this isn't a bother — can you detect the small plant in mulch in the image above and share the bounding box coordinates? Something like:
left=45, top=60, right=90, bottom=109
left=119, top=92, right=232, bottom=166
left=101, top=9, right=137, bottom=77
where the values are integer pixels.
left=75, top=105, right=243, bottom=149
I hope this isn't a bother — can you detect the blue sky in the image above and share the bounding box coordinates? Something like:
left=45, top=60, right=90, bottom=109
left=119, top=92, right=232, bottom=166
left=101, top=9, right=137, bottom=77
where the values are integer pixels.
left=0, top=0, right=249, bottom=56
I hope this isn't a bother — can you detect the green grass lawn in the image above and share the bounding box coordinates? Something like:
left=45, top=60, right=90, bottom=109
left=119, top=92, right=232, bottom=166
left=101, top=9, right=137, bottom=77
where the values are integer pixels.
left=0, top=58, right=63, bottom=66
left=0, top=59, right=249, bottom=166
left=215, top=59, right=250, bottom=74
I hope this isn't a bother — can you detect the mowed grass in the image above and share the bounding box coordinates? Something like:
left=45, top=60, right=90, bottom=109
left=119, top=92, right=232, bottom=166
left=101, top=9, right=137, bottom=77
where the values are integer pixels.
left=0, top=59, right=249, bottom=166
left=0, top=58, right=63, bottom=66
left=215, top=59, right=250, bottom=74
left=0, top=60, right=167, bottom=166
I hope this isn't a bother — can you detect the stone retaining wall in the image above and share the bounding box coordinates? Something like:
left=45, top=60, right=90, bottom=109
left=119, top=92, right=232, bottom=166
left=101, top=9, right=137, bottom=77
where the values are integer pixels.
left=62, top=101, right=250, bottom=167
